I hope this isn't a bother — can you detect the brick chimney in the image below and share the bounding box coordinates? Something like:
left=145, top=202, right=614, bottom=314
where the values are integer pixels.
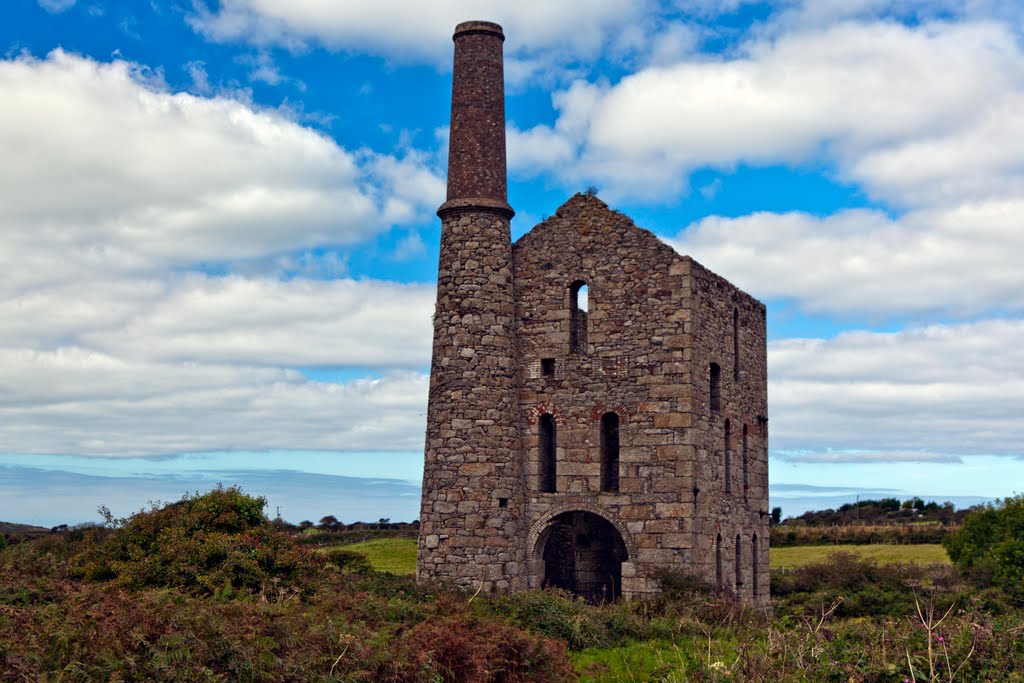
left=438, top=20, right=514, bottom=219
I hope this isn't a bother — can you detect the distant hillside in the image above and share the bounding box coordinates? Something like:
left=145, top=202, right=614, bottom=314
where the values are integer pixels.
left=0, top=521, right=49, bottom=535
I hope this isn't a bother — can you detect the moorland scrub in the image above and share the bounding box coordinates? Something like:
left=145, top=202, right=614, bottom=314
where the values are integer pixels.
left=1, top=488, right=1022, bottom=682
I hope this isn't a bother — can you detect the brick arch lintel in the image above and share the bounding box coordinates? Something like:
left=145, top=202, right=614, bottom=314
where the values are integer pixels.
left=526, top=503, right=637, bottom=561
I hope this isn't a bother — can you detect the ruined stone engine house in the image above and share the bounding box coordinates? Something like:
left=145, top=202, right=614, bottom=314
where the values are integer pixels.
left=417, top=21, right=769, bottom=603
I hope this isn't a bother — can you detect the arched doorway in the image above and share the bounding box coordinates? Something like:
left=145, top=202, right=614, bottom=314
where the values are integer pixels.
left=537, top=510, right=628, bottom=603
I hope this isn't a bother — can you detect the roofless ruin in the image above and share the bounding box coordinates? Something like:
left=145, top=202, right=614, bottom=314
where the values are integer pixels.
left=417, top=21, right=769, bottom=603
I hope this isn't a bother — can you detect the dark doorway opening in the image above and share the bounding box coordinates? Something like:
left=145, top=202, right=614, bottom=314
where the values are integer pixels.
left=540, top=510, right=627, bottom=603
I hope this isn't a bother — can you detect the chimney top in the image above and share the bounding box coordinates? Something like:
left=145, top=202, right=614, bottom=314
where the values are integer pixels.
left=453, top=21, right=505, bottom=40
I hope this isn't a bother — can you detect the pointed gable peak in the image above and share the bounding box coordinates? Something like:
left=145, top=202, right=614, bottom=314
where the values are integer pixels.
left=553, top=191, right=609, bottom=219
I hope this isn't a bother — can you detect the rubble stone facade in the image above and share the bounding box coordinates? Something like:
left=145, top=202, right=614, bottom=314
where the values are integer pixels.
left=418, top=20, right=769, bottom=604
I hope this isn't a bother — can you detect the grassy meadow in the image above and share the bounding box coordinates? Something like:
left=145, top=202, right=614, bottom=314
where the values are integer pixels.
left=343, top=537, right=418, bottom=574
left=770, top=542, right=950, bottom=569
left=339, top=537, right=951, bottom=575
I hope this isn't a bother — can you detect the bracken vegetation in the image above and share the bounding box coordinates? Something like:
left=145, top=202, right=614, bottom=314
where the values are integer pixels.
left=1, top=488, right=1022, bottom=681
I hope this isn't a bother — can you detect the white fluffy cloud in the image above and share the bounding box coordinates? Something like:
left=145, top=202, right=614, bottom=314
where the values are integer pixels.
left=0, top=347, right=428, bottom=456
left=0, top=49, right=441, bottom=457
left=768, top=319, right=1024, bottom=458
left=502, top=17, right=1024, bottom=320
left=509, top=20, right=1024, bottom=205
left=80, top=275, right=434, bottom=367
left=0, top=50, right=442, bottom=274
left=189, top=0, right=648, bottom=68
left=671, top=200, right=1024, bottom=316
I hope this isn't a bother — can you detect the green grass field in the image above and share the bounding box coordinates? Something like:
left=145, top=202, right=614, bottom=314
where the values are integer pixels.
left=340, top=538, right=950, bottom=575
left=343, top=537, right=418, bottom=574
left=770, top=543, right=949, bottom=570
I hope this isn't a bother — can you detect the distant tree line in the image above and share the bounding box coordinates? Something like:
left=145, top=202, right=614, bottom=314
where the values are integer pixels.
left=769, top=497, right=984, bottom=546
left=780, top=497, right=975, bottom=528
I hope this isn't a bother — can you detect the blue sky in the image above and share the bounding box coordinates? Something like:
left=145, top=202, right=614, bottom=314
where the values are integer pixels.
left=1, top=0, right=1022, bottom=526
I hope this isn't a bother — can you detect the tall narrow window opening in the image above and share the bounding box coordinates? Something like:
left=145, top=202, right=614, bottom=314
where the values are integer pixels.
left=742, top=423, right=749, bottom=501
left=733, top=307, right=740, bottom=380
left=539, top=413, right=557, bottom=493
left=735, top=534, right=743, bottom=592
left=715, top=534, right=723, bottom=589
left=709, top=363, right=721, bottom=412
left=724, top=419, right=732, bottom=494
left=751, top=534, right=759, bottom=597
left=600, top=412, right=620, bottom=492
left=569, top=281, right=588, bottom=354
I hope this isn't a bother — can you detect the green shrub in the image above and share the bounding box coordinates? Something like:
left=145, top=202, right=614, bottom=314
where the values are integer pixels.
left=323, top=547, right=373, bottom=573
left=70, top=486, right=322, bottom=595
left=944, top=494, right=1024, bottom=598
left=0, top=534, right=7, bottom=551
left=493, top=589, right=654, bottom=650
left=654, top=568, right=716, bottom=599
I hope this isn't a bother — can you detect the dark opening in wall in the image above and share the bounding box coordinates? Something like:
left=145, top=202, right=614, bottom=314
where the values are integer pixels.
left=752, top=534, right=759, bottom=597
left=742, top=423, right=749, bottom=501
left=715, top=534, right=723, bottom=589
left=539, top=413, right=557, bottom=493
left=710, top=362, right=721, bottom=412
left=541, top=510, right=627, bottom=603
left=724, top=418, right=732, bottom=494
left=735, top=534, right=743, bottom=591
left=569, top=280, right=588, bottom=354
left=541, top=358, right=555, bottom=376
left=600, top=412, right=620, bottom=492
left=733, top=307, right=740, bottom=380
left=498, top=497, right=508, bottom=508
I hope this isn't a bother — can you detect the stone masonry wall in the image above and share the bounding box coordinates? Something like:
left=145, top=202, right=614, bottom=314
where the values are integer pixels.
left=416, top=208, right=526, bottom=591
left=510, top=193, right=769, bottom=603
left=688, top=259, right=770, bottom=602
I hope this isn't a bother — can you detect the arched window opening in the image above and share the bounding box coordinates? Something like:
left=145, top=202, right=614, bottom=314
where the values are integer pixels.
left=742, top=423, right=749, bottom=501
left=715, top=534, right=723, bottom=590
left=539, top=413, right=557, bottom=493
left=724, top=419, right=732, bottom=494
left=569, top=281, right=589, bottom=354
left=752, top=534, right=759, bottom=597
left=709, top=363, right=721, bottom=412
left=735, top=535, right=743, bottom=592
left=600, top=412, right=620, bottom=492
left=733, top=307, right=740, bottom=380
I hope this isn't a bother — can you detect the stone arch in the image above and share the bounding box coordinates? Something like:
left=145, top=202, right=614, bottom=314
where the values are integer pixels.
left=527, top=503, right=637, bottom=560
left=527, top=505, right=636, bottom=602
